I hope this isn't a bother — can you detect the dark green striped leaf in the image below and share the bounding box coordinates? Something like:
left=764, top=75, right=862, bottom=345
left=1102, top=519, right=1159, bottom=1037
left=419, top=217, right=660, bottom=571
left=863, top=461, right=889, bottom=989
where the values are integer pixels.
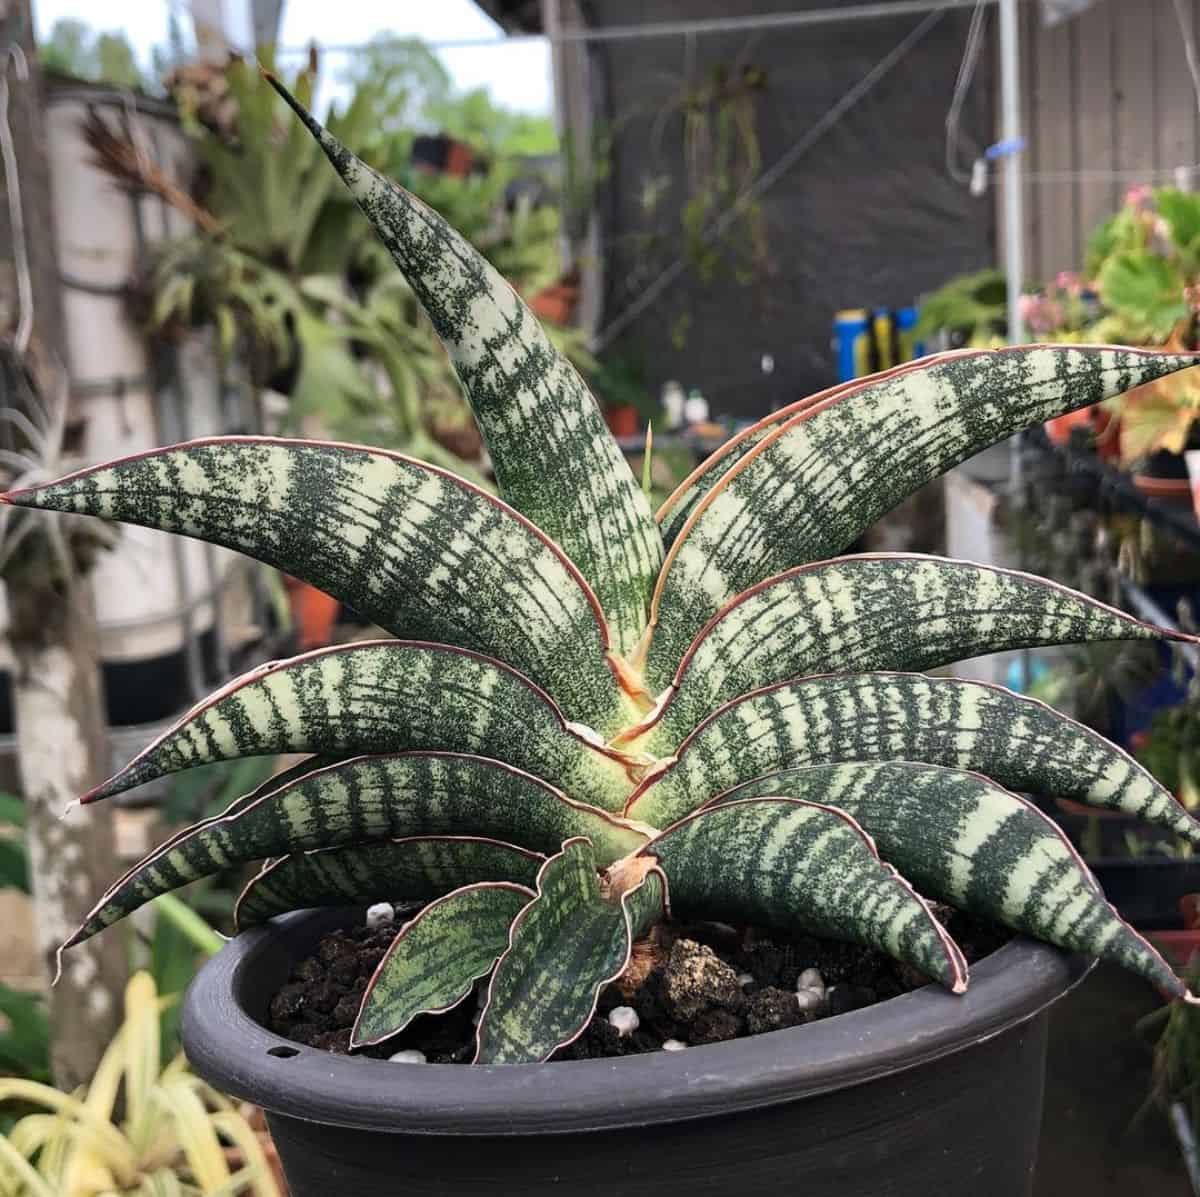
left=269, top=77, right=663, bottom=657
left=473, top=838, right=666, bottom=1064
left=627, top=672, right=1200, bottom=845
left=645, top=345, right=1200, bottom=678
left=235, top=835, right=543, bottom=929
left=655, top=357, right=960, bottom=547
left=716, top=763, right=1190, bottom=999
left=353, top=881, right=534, bottom=1048
left=66, top=752, right=647, bottom=949
left=80, top=641, right=637, bottom=811
left=3, top=438, right=631, bottom=733
left=634, top=553, right=1195, bottom=741
left=646, top=797, right=967, bottom=991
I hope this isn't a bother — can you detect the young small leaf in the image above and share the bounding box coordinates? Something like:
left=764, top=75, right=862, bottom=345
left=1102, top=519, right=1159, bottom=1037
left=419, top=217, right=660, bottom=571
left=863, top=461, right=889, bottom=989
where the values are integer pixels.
left=646, top=798, right=967, bottom=992
left=66, top=752, right=646, bottom=949
left=236, top=836, right=543, bottom=929
left=717, top=763, right=1191, bottom=999
left=627, top=672, right=1200, bottom=844
left=79, top=642, right=637, bottom=812
left=473, top=838, right=665, bottom=1064
left=635, top=553, right=1196, bottom=740
left=352, top=881, right=535, bottom=1048
left=269, top=76, right=663, bottom=657
left=2, top=438, right=630, bottom=733
left=646, top=346, right=1200, bottom=674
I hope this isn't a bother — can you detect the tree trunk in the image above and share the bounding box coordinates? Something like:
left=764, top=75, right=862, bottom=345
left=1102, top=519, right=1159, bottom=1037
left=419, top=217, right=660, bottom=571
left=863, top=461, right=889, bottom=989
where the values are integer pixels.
left=7, top=586, right=125, bottom=1089
left=0, top=0, right=125, bottom=1087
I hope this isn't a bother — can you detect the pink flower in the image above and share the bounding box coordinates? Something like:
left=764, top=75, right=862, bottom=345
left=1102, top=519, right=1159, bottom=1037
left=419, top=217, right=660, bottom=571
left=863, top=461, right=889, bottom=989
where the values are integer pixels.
left=1055, top=271, right=1083, bottom=296
left=1124, top=183, right=1153, bottom=210
left=1018, top=293, right=1064, bottom=334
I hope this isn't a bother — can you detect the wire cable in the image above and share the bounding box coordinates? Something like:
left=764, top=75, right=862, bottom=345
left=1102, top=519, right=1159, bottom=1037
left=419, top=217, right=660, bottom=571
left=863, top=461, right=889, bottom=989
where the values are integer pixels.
left=944, top=0, right=988, bottom=184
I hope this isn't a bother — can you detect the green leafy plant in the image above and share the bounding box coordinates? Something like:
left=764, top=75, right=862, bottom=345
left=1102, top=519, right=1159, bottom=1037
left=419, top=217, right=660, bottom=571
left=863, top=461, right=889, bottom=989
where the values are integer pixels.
left=0, top=972, right=279, bottom=1196
left=9, top=81, right=1200, bottom=1066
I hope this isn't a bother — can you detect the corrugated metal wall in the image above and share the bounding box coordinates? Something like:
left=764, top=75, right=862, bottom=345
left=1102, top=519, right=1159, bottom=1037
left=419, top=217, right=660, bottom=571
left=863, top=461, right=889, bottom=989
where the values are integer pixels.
left=1018, top=0, right=1200, bottom=280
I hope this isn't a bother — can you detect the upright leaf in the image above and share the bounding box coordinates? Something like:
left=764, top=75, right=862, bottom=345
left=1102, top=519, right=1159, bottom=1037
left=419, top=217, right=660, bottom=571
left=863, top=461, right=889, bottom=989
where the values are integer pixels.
left=79, top=642, right=637, bottom=812
left=268, top=75, right=664, bottom=657
left=65, top=752, right=645, bottom=949
left=634, top=553, right=1195, bottom=737
left=646, top=798, right=966, bottom=991
left=2, top=438, right=630, bottom=733
left=627, top=672, right=1200, bottom=842
left=236, top=836, right=543, bottom=929
left=474, top=838, right=666, bottom=1064
left=646, top=346, right=1199, bottom=676
left=717, top=763, right=1190, bottom=999
left=352, top=881, right=534, bottom=1048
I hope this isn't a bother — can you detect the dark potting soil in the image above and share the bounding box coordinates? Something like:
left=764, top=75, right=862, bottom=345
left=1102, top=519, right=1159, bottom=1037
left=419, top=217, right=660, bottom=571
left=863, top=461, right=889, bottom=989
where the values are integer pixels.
left=265, top=904, right=1011, bottom=1063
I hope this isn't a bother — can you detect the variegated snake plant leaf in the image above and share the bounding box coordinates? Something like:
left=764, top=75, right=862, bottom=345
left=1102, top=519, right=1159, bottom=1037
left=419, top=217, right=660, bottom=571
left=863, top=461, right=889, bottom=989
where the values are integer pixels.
left=9, top=81, right=1200, bottom=1063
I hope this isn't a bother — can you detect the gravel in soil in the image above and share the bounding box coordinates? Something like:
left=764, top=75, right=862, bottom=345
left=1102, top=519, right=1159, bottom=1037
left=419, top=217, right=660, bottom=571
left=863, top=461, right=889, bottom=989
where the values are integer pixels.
left=265, top=905, right=1010, bottom=1062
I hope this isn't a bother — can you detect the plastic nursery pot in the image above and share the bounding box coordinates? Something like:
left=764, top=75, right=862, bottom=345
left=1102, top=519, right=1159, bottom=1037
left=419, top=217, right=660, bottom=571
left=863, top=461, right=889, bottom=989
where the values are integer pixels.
left=183, top=909, right=1090, bottom=1197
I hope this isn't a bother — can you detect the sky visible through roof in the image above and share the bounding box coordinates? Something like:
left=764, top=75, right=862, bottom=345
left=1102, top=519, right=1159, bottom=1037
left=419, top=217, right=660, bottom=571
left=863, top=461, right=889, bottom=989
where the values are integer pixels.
left=34, top=0, right=553, bottom=113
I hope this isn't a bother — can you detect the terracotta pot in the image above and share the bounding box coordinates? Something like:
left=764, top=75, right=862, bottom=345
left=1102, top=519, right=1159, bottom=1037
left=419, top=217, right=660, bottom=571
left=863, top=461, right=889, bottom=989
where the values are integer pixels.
left=530, top=286, right=579, bottom=325
left=183, top=908, right=1089, bottom=1197
left=283, top=576, right=340, bottom=651
left=604, top=403, right=639, bottom=439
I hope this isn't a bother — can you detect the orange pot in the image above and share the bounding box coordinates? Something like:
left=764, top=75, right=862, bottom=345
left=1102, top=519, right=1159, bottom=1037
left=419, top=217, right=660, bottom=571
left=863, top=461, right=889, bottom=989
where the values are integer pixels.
left=604, top=403, right=639, bottom=438
left=283, top=575, right=340, bottom=650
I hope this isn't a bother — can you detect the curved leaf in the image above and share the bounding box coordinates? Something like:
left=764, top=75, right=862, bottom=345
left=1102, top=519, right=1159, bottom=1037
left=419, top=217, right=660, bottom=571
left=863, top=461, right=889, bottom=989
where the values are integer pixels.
left=626, top=672, right=1200, bottom=844
left=473, top=838, right=666, bottom=1064
left=645, top=345, right=1200, bottom=677
left=2, top=437, right=631, bottom=733
left=716, top=763, right=1190, bottom=999
left=65, top=752, right=645, bottom=949
left=235, top=835, right=544, bottom=929
left=269, top=76, right=663, bottom=657
left=352, top=881, right=534, bottom=1048
left=79, top=641, right=637, bottom=812
left=645, top=798, right=967, bottom=991
left=655, top=355, right=967, bottom=546
left=633, top=553, right=1195, bottom=742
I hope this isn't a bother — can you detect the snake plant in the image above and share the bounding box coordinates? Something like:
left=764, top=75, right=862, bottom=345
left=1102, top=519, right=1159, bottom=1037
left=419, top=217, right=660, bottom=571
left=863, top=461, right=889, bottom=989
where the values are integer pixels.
left=9, top=79, right=1200, bottom=1065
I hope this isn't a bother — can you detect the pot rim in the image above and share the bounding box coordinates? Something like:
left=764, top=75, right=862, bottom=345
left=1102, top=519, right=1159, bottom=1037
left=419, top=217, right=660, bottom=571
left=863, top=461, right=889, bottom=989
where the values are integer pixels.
left=182, top=907, right=1091, bottom=1137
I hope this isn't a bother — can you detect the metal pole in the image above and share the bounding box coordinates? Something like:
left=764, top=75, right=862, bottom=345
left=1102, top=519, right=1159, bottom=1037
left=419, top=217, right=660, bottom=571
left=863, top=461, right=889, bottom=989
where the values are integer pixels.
left=999, top=0, right=1025, bottom=342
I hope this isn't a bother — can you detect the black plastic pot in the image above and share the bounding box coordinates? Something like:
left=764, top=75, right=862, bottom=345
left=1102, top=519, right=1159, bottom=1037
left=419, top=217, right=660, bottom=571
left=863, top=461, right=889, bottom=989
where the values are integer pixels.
left=182, top=909, right=1089, bottom=1197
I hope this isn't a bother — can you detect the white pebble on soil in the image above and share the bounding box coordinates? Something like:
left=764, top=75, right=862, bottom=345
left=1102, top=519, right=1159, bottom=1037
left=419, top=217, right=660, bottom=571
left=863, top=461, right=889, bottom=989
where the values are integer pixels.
left=366, top=902, right=395, bottom=929
left=797, top=967, right=825, bottom=994
left=737, top=972, right=755, bottom=988
left=388, top=1049, right=426, bottom=1064
left=608, top=1006, right=640, bottom=1037
left=795, top=988, right=824, bottom=1014
left=662, top=1038, right=687, bottom=1052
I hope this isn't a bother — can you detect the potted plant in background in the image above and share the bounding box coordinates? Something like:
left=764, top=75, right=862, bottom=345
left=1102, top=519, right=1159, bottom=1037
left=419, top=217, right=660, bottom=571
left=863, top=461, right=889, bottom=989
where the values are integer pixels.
left=9, top=80, right=1200, bottom=1196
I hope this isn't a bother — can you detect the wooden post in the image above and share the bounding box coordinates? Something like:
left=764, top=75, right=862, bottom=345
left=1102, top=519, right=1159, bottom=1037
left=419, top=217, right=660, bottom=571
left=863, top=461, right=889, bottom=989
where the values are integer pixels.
left=0, top=0, right=125, bottom=1089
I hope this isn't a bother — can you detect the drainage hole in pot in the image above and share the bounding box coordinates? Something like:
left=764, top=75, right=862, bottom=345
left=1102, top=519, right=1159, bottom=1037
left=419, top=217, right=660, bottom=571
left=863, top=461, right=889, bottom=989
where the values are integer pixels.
left=268, top=1045, right=301, bottom=1059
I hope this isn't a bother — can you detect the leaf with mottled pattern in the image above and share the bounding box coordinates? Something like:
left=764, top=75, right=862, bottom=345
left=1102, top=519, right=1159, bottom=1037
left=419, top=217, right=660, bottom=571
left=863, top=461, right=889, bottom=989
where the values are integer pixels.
left=627, top=672, right=1200, bottom=844
left=655, top=356, right=967, bottom=547
left=267, top=76, right=663, bottom=657
left=631, top=553, right=1197, bottom=742
left=235, top=835, right=543, bottom=929
left=473, top=838, right=666, bottom=1064
left=353, top=882, right=534, bottom=1048
left=2, top=437, right=632, bottom=733
left=645, top=345, right=1200, bottom=679
left=645, top=797, right=967, bottom=991
left=79, top=641, right=637, bottom=811
left=65, top=752, right=646, bottom=949
left=715, top=763, right=1191, bottom=999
